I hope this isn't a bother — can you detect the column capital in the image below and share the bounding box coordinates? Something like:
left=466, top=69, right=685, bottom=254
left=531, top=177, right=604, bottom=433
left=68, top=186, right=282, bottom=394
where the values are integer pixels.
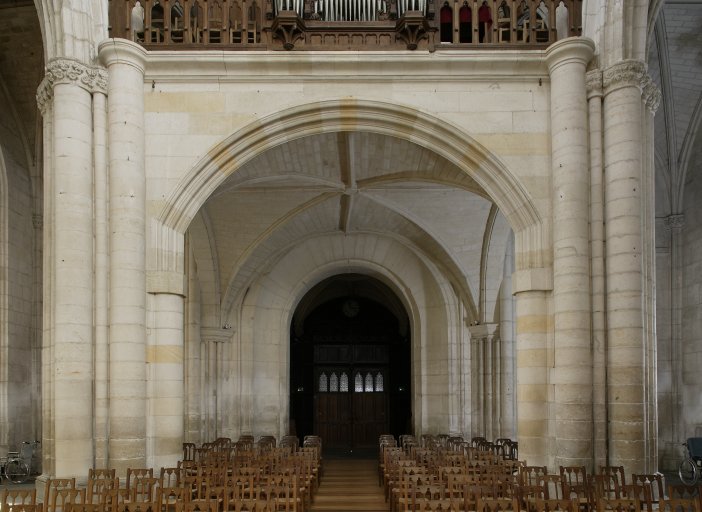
left=98, top=38, right=148, bottom=74
left=602, top=60, right=647, bottom=94
left=468, top=322, right=498, bottom=339
left=585, top=69, right=603, bottom=99
left=544, top=37, right=595, bottom=74
left=36, top=58, right=107, bottom=113
left=512, top=267, right=553, bottom=295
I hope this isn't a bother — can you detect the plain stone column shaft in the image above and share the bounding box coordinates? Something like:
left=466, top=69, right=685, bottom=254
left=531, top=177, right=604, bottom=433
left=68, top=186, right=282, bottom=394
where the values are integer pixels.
left=51, top=80, right=95, bottom=477
left=515, top=289, right=550, bottom=468
left=99, top=39, right=148, bottom=473
left=545, top=37, right=596, bottom=469
left=603, top=60, right=647, bottom=473
left=147, top=293, right=185, bottom=469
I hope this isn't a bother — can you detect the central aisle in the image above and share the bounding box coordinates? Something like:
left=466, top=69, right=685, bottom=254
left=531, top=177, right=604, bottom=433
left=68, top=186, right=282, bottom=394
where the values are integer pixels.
left=310, top=458, right=389, bottom=512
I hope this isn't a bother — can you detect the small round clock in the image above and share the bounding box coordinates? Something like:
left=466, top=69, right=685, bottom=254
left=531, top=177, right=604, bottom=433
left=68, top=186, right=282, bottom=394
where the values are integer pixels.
left=342, top=299, right=360, bottom=317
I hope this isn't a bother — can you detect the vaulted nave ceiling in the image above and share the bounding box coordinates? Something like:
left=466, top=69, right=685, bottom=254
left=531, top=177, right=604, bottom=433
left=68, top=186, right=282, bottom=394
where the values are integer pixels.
left=189, top=131, right=510, bottom=321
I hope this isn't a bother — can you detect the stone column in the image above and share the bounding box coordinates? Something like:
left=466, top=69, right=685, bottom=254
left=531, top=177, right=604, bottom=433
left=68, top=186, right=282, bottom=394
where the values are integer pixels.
left=93, top=85, right=110, bottom=469
left=36, top=59, right=107, bottom=478
left=513, top=268, right=552, bottom=468
left=545, top=37, right=596, bottom=470
left=586, top=69, right=608, bottom=467
left=99, top=39, right=148, bottom=474
left=147, top=289, right=185, bottom=468
left=602, top=60, right=658, bottom=472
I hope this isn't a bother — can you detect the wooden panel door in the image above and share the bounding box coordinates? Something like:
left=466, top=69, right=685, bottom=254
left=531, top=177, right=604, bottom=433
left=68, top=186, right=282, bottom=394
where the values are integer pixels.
left=352, top=391, right=387, bottom=448
left=315, top=392, right=352, bottom=449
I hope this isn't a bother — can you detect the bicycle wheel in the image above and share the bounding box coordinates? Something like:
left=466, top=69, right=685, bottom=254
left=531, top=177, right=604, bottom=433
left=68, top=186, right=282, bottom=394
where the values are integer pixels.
left=679, top=457, right=698, bottom=485
left=5, top=458, right=29, bottom=484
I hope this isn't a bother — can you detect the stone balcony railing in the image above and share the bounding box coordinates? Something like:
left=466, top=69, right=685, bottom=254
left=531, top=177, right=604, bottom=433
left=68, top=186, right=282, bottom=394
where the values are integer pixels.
left=108, top=0, right=581, bottom=50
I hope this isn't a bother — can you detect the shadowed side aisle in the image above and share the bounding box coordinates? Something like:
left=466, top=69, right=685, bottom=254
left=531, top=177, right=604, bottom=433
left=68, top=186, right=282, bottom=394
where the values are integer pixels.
left=310, top=458, right=389, bottom=512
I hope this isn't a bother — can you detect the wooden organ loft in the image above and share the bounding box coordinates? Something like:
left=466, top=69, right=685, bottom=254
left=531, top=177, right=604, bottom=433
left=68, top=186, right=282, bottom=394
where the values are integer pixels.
left=108, top=0, right=582, bottom=50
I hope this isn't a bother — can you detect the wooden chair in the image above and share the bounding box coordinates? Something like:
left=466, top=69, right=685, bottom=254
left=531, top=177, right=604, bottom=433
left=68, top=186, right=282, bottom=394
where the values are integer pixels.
left=160, top=467, right=186, bottom=487
left=630, top=474, right=664, bottom=512
left=660, top=498, right=702, bottom=512
left=1, top=489, right=37, bottom=507
left=559, top=467, right=590, bottom=512
left=102, top=489, right=133, bottom=512
left=66, top=505, right=106, bottom=512
left=130, top=477, right=160, bottom=503
left=599, top=467, right=626, bottom=488
left=49, top=489, right=86, bottom=512
left=115, top=503, right=158, bottom=512
left=158, top=487, right=190, bottom=512
left=541, top=475, right=566, bottom=500
left=86, top=478, right=119, bottom=505
left=533, top=498, right=579, bottom=512
left=89, top=469, right=117, bottom=480
left=126, top=468, right=155, bottom=491
left=183, top=443, right=196, bottom=461
left=6, top=506, right=43, bottom=512
left=597, top=498, right=640, bottom=512
left=44, top=479, right=78, bottom=512
left=592, top=474, right=620, bottom=501
left=477, top=496, right=521, bottom=512
left=175, top=502, right=218, bottom=512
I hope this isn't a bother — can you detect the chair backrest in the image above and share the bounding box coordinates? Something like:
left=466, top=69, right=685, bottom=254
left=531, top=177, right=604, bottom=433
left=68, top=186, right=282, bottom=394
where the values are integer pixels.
left=49, top=489, right=86, bottom=512
left=88, top=469, right=116, bottom=480
left=631, top=473, right=665, bottom=506
left=66, top=505, right=106, bottom=512
left=600, top=466, right=626, bottom=487
left=44, top=479, right=78, bottom=512
left=540, top=475, right=565, bottom=500
left=1, top=489, right=37, bottom=506
left=130, top=477, right=160, bottom=503
left=126, top=468, right=155, bottom=490
left=86, top=478, right=119, bottom=504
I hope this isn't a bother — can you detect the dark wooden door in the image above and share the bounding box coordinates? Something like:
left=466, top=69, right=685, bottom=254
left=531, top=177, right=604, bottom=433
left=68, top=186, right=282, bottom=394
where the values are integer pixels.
left=314, top=368, right=387, bottom=449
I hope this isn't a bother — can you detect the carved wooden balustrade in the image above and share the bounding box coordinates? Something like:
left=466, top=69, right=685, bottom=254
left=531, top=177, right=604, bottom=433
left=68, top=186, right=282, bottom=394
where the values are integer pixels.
left=108, top=0, right=582, bottom=50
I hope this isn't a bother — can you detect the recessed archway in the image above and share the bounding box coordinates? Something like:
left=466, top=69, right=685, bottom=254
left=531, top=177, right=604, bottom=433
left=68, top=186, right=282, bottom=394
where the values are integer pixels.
left=289, top=273, right=411, bottom=455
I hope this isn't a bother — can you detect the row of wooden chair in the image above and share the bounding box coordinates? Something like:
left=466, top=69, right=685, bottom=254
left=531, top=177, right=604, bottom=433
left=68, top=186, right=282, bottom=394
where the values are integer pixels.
left=379, top=434, right=702, bottom=512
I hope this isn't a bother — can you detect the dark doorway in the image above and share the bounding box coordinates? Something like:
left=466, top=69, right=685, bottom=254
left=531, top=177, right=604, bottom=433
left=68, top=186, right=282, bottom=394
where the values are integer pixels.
left=289, top=275, right=411, bottom=455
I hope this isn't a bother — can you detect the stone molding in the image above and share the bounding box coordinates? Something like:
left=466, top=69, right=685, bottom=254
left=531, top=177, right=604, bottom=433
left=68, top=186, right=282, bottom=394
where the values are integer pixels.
left=201, top=327, right=235, bottom=343
left=468, top=322, right=499, bottom=340
left=511, top=267, right=553, bottom=294
left=663, top=213, right=684, bottom=231
left=147, top=270, right=185, bottom=296
left=36, top=58, right=108, bottom=114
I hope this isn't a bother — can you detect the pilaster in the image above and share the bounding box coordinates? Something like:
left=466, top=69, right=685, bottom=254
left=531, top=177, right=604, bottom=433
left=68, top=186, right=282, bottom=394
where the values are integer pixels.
left=545, top=37, right=596, bottom=470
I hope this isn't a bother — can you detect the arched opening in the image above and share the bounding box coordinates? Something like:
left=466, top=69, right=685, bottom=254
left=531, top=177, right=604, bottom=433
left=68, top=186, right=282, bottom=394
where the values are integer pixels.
left=289, top=274, right=411, bottom=455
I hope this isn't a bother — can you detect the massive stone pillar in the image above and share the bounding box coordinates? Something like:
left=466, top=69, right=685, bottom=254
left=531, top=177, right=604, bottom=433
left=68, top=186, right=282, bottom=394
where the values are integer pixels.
left=99, top=39, right=148, bottom=473
left=36, top=59, right=106, bottom=478
left=602, top=60, right=660, bottom=473
left=545, top=37, right=595, bottom=470
left=513, top=269, right=551, bottom=468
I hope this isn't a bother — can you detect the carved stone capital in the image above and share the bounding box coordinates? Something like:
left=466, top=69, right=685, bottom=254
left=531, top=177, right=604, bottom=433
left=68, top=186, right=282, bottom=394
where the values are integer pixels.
left=36, top=59, right=108, bottom=114
left=663, top=214, right=684, bottom=231
left=642, top=74, right=662, bottom=113
left=585, top=69, right=603, bottom=98
left=602, top=60, right=647, bottom=94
